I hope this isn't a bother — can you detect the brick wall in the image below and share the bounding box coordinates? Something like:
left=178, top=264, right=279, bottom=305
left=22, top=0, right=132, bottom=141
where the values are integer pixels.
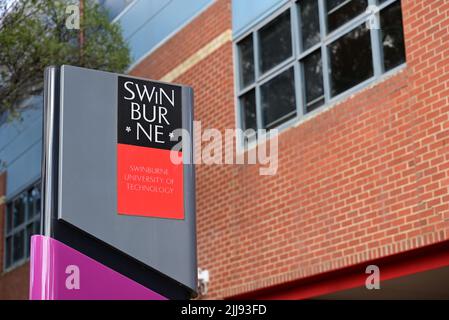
left=0, top=172, right=29, bottom=300
left=131, top=0, right=449, bottom=299
left=1, top=0, right=447, bottom=301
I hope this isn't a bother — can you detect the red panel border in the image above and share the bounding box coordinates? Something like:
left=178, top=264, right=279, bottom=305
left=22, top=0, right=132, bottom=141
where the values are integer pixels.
left=227, top=240, right=449, bottom=300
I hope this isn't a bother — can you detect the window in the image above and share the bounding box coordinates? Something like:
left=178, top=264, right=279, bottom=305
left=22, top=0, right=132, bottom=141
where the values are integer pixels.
left=4, top=183, right=41, bottom=271
left=329, top=23, right=373, bottom=96
left=261, top=68, right=296, bottom=129
left=380, top=1, right=406, bottom=71
left=235, top=0, right=406, bottom=146
left=238, top=35, right=255, bottom=88
left=327, top=0, right=368, bottom=33
left=302, top=50, right=324, bottom=112
left=240, top=90, right=257, bottom=132
left=299, top=0, right=321, bottom=51
left=236, top=9, right=296, bottom=143
left=259, top=10, right=293, bottom=74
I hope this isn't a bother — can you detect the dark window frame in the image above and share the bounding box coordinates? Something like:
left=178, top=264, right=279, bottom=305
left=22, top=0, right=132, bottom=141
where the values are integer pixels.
left=3, top=181, right=41, bottom=272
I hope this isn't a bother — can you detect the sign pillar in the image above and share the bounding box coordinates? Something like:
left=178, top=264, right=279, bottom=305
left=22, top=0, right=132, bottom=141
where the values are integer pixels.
left=30, top=65, right=197, bottom=300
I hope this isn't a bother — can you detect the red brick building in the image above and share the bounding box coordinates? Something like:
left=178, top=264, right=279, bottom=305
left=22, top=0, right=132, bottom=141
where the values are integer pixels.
left=2, top=0, right=449, bottom=299
left=129, top=0, right=449, bottom=299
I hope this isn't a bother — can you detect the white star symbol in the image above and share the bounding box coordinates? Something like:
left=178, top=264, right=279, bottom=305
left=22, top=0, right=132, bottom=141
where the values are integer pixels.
left=169, top=132, right=175, bottom=139
left=125, top=126, right=131, bottom=133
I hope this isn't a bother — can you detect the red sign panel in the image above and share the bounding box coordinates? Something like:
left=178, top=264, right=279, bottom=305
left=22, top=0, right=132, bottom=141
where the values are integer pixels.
left=117, top=76, right=184, bottom=219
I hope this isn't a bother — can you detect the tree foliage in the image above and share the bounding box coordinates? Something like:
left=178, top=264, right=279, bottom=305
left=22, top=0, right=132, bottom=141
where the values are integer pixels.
left=0, top=0, right=130, bottom=118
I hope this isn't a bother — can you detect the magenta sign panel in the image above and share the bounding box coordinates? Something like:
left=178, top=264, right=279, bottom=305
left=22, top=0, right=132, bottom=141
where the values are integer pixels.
left=29, top=236, right=166, bottom=300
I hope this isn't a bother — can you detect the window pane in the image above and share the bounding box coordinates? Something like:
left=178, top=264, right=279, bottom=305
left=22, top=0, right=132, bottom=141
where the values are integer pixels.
left=299, top=0, right=321, bottom=51
left=27, top=189, right=34, bottom=220
left=238, top=35, right=255, bottom=88
left=380, top=1, right=406, bottom=71
left=261, top=68, right=296, bottom=128
left=327, top=0, right=347, bottom=10
left=13, top=229, right=25, bottom=263
left=5, top=236, right=12, bottom=268
left=329, top=24, right=373, bottom=96
left=259, top=10, right=292, bottom=73
left=34, top=187, right=41, bottom=217
left=13, top=196, right=25, bottom=228
left=26, top=223, right=33, bottom=258
left=6, top=202, right=13, bottom=233
left=302, top=50, right=325, bottom=113
left=240, top=90, right=257, bottom=132
left=327, top=0, right=368, bottom=33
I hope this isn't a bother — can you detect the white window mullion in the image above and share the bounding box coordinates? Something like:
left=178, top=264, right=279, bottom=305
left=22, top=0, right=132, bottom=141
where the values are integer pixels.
left=254, top=30, right=263, bottom=130
left=318, top=0, right=331, bottom=102
left=368, top=0, right=384, bottom=76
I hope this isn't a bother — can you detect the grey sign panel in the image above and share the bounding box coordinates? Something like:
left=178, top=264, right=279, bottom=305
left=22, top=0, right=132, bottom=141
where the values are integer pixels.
left=56, top=65, right=196, bottom=292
